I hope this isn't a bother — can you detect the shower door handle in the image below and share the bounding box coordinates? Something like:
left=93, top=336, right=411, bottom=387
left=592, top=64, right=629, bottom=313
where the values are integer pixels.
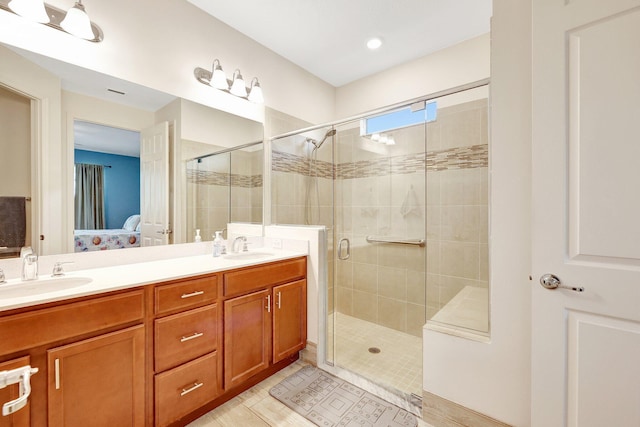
left=338, top=238, right=350, bottom=260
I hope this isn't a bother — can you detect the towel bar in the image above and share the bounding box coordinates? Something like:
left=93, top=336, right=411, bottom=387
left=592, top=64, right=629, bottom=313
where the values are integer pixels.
left=365, top=236, right=426, bottom=247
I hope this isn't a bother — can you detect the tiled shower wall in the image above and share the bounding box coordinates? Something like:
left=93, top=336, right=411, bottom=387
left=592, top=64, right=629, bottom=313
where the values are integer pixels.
left=186, top=148, right=263, bottom=242
left=271, top=98, right=489, bottom=336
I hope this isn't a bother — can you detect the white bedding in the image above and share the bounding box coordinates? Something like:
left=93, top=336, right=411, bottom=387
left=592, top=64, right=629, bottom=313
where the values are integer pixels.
left=74, top=229, right=141, bottom=252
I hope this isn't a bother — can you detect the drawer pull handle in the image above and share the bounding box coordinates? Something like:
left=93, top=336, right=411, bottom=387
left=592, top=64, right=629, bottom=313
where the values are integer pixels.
left=180, top=382, right=203, bottom=396
left=266, top=294, right=271, bottom=313
left=181, top=290, right=204, bottom=299
left=277, top=291, right=282, bottom=309
left=180, top=332, right=204, bottom=342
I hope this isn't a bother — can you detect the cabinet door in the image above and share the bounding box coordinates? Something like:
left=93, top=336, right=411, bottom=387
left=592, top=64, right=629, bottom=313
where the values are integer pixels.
left=47, top=325, right=145, bottom=427
left=0, top=356, right=31, bottom=427
left=273, top=280, right=307, bottom=363
left=223, top=289, right=270, bottom=389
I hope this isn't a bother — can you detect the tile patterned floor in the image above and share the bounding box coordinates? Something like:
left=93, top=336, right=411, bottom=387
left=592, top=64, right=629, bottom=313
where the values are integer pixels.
left=332, top=313, right=423, bottom=396
left=187, top=360, right=434, bottom=427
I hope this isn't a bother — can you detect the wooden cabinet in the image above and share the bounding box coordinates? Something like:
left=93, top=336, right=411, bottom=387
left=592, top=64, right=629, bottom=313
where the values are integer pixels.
left=0, top=290, right=145, bottom=427
left=0, top=255, right=306, bottom=427
left=223, top=257, right=307, bottom=390
left=153, top=274, right=221, bottom=427
left=0, top=356, right=31, bottom=427
left=273, top=279, right=307, bottom=363
left=47, top=325, right=145, bottom=427
left=223, top=289, right=271, bottom=389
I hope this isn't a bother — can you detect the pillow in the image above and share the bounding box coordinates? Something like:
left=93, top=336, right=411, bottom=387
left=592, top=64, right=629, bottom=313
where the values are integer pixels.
left=122, top=214, right=140, bottom=231
left=135, top=222, right=141, bottom=232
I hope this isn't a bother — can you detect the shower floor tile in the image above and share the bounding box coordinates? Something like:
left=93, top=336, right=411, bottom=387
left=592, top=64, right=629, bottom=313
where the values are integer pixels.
left=333, top=313, right=422, bottom=396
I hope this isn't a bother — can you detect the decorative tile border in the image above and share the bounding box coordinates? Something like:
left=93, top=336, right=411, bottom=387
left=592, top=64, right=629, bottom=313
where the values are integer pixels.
left=186, top=169, right=263, bottom=188
left=188, top=143, right=488, bottom=186
left=272, top=144, right=488, bottom=180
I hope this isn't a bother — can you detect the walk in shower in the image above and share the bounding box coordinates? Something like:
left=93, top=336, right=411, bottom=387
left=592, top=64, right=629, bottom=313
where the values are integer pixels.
left=270, top=81, right=490, bottom=411
left=185, top=141, right=263, bottom=241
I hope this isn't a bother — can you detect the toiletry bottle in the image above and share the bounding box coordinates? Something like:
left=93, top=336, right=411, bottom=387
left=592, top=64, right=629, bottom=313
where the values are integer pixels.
left=194, top=229, right=202, bottom=242
left=213, top=231, right=223, bottom=257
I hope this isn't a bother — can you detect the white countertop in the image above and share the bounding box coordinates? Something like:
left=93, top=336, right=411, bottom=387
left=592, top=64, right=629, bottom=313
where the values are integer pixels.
left=0, top=248, right=307, bottom=313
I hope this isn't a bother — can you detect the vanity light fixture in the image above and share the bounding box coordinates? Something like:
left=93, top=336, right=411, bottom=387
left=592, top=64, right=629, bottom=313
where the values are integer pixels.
left=7, top=0, right=48, bottom=23
left=229, top=69, right=247, bottom=97
left=247, top=78, right=264, bottom=104
left=210, top=59, right=229, bottom=90
left=0, top=0, right=103, bottom=41
left=60, top=0, right=93, bottom=40
left=193, top=60, right=264, bottom=104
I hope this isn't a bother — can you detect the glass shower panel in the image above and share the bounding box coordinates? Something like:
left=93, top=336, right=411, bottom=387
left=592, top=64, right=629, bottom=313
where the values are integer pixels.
left=332, top=117, right=427, bottom=398
left=186, top=152, right=230, bottom=241
left=424, top=85, right=490, bottom=334
left=230, top=144, right=263, bottom=223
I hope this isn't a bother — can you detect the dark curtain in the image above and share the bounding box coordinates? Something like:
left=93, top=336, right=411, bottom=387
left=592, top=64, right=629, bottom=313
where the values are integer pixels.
left=74, top=163, right=105, bottom=230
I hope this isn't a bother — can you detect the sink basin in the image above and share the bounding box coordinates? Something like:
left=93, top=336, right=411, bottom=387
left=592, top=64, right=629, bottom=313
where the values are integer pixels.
left=223, top=251, right=275, bottom=261
left=0, top=276, right=93, bottom=298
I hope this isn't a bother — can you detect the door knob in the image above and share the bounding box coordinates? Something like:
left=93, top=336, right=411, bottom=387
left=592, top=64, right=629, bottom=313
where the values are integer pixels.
left=539, top=274, right=584, bottom=292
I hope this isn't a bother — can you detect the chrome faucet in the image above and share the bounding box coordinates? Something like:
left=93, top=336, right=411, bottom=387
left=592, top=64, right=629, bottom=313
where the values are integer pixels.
left=52, top=261, right=74, bottom=277
left=21, top=249, right=38, bottom=281
left=232, top=236, right=248, bottom=253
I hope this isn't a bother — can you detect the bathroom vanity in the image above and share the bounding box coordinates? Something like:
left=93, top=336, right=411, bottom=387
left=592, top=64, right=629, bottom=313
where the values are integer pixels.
left=0, top=251, right=307, bottom=427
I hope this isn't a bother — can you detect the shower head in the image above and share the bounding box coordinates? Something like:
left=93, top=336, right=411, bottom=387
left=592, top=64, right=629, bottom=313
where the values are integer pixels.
left=309, top=129, right=337, bottom=150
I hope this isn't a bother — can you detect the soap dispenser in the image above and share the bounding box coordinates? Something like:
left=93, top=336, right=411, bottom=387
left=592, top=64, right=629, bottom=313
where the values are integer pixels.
left=213, top=231, right=224, bottom=257
left=194, top=229, right=202, bottom=243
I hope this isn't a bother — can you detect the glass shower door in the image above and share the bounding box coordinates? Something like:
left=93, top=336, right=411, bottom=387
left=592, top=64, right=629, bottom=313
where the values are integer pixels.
left=330, top=116, right=427, bottom=399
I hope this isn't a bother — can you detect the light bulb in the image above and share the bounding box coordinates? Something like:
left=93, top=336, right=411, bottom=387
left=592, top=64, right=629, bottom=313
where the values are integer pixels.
left=8, top=0, right=49, bottom=23
left=60, top=1, right=95, bottom=40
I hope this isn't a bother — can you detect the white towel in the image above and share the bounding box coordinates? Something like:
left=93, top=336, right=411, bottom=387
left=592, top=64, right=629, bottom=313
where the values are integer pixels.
left=360, top=187, right=378, bottom=217
left=400, top=186, right=421, bottom=218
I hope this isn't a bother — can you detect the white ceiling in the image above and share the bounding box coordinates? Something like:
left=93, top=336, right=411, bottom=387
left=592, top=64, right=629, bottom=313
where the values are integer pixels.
left=187, top=0, right=493, bottom=87
left=74, top=121, right=141, bottom=158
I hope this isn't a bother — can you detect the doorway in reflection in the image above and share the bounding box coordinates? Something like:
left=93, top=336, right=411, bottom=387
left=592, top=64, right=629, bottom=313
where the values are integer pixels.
left=72, top=121, right=142, bottom=252
left=0, top=85, right=31, bottom=258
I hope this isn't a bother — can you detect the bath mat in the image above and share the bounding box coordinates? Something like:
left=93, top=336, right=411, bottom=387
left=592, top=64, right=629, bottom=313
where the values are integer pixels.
left=269, top=365, right=417, bottom=427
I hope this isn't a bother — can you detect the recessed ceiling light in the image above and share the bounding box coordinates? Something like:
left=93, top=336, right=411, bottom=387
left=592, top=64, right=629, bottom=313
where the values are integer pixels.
left=366, top=37, right=383, bottom=50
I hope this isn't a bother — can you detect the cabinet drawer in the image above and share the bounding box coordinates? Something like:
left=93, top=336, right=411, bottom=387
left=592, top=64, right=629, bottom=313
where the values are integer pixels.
left=155, top=275, right=217, bottom=315
left=0, top=290, right=144, bottom=355
left=154, top=304, right=218, bottom=372
left=223, top=257, right=306, bottom=297
left=155, top=351, right=219, bottom=427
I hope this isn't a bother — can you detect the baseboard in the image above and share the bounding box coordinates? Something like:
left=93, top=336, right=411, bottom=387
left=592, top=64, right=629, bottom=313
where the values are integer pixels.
left=300, top=341, right=317, bottom=366
left=423, top=391, right=512, bottom=427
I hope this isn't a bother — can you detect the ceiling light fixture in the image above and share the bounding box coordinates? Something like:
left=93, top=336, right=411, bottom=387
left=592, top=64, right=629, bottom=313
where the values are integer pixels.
left=0, top=0, right=103, bottom=41
left=366, top=37, right=383, bottom=50
left=194, top=60, right=264, bottom=104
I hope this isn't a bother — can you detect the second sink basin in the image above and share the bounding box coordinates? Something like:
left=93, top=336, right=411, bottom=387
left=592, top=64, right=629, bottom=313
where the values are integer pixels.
left=0, top=276, right=93, bottom=299
left=222, top=251, right=275, bottom=261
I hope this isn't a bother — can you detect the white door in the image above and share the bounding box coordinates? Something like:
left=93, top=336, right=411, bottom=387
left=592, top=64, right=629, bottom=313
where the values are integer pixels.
left=140, top=122, right=170, bottom=246
left=532, top=1, right=640, bottom=426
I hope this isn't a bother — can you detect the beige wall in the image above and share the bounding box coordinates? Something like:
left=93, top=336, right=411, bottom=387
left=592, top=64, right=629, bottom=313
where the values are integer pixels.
left=423, top=1, right=532, bottom=426
left=0, top=86, right=30, bottom=197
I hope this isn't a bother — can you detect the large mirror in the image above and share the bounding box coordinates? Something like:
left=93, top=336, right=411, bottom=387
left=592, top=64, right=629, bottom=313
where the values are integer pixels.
left=0, top=42, right=264, bottom=257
